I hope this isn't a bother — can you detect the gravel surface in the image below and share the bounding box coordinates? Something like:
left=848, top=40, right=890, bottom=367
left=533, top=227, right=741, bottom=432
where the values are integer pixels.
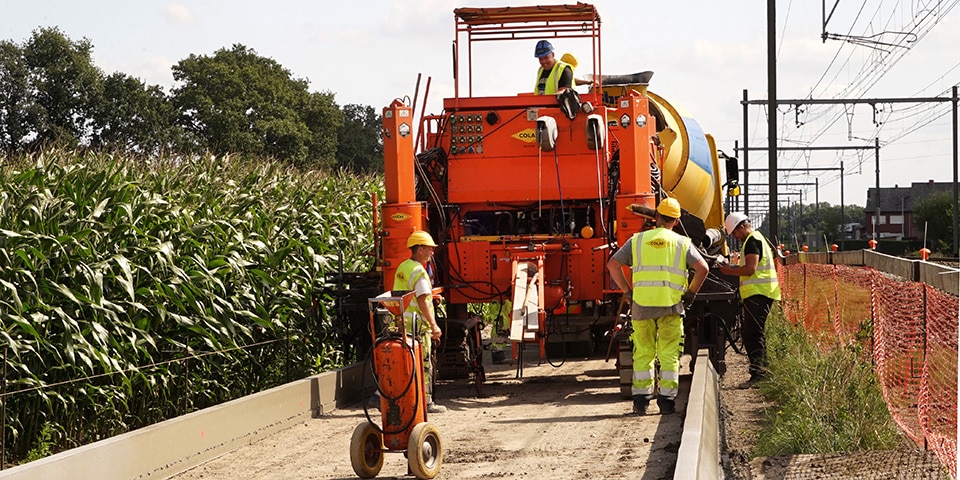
left=171, top=350, right=688, bottom=480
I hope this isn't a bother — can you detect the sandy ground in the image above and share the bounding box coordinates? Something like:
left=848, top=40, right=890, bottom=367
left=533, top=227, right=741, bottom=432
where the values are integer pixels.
left=171, top=349, right=688, bottom=480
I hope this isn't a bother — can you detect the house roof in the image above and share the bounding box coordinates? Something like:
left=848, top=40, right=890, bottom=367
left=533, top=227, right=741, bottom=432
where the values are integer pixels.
left=865, top=181, right=955, bottom=211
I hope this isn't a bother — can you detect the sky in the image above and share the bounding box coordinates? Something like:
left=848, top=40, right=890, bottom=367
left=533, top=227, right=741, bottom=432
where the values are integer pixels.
left=5, top=0, right=960, bottom=211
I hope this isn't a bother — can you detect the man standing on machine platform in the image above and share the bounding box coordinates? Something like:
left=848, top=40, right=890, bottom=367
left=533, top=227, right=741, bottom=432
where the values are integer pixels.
left=394, top=230, right=447, bottom=414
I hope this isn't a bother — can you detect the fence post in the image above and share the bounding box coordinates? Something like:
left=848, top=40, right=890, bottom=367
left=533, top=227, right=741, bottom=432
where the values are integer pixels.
left=921, top=285, right=928, bottom=451
left=870, top=270, right=877, bottom=366
left=802, top=263, right=807, bottom=325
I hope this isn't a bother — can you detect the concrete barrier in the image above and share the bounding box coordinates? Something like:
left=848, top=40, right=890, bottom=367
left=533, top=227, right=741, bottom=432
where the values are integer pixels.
left=919, top=261, right=960, bottom=296
left=832, top=249, right=865, bottom=266
left=864, top=250, right=915, bottom=280
left=674, top=349, right=721, bottom=480
left=0, top=363, right=369, bottom=480
left=799, top=252, right=829, bottom=264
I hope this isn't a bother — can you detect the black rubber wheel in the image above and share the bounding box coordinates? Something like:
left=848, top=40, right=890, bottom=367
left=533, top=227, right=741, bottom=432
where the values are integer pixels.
left=350, top=422, right=383, bottom=479
left=407, top=422, right=443, bottom=479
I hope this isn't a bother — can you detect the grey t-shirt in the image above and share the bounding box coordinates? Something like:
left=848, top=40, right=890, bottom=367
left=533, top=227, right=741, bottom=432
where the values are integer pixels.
left=612, top=233, right=705, bottom=320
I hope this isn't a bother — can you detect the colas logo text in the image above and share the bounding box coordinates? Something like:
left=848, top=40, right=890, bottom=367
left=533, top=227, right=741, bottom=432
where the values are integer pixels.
left=646, top=238, right=668, bottom=249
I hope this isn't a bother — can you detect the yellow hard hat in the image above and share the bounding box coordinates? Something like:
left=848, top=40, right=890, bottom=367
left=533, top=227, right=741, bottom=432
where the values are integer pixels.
left=656, top=197, right=681, bottom=219
left=407, top=230, right=438, bottom=248
left=560, top=53, right=578, bottom=69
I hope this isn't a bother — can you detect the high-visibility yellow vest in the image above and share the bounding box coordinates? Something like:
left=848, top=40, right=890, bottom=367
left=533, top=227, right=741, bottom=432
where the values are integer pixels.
left=739, top=230, right=782, bottom=300
left=393, top=258, right=433, bottom=325
left=630, top=228, right=689, bottom=307
left=534, top=60, right=573, bottom=95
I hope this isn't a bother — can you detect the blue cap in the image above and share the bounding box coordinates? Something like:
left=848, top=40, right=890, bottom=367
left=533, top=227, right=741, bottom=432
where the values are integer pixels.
left=534, top=40, right=554, bottom=58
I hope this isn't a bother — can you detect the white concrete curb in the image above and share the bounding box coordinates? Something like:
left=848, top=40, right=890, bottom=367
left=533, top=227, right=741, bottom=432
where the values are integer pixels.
left=674, top=349, right=721, bottom=479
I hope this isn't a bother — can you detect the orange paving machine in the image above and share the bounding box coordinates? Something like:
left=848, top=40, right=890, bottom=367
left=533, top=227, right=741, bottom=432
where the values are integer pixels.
left=358, top=3, right=743, bottom=397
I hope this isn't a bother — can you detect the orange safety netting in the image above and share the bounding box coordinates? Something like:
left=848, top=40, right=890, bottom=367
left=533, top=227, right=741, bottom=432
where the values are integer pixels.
left=782, top=263, right=958, bottom=479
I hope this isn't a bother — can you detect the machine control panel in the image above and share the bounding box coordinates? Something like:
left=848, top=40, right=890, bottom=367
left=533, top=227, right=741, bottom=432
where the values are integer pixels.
left=449, top=112, right=484, bottom=155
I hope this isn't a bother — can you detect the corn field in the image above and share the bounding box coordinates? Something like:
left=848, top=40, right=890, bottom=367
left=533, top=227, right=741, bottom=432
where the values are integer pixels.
left=0, top=151, right=381, bottom=465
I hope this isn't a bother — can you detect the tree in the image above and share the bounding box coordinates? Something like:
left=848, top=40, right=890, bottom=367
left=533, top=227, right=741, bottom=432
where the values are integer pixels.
left=336, top=104, right=383, bottom=173
left=912, top=191, right=957, bottom=253
left=0, top=40, right=41, bottom=154
left=21, top=27, right=103, bottom=149
left=171, top=44, right=343, bottom=168
left=89, top=73, right=181, bottom=155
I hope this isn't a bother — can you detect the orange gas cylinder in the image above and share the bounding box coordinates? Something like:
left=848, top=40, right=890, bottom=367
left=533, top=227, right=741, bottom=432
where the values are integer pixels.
left=373, top=335, right=426, bottom=450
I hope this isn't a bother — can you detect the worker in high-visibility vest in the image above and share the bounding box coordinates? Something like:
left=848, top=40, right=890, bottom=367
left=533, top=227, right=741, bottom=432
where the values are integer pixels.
left=533, top=40, right=574, bottom=95
left=607, top=198, right=709, bottom=415
left=394, top=230, right=446, bottom=413
left=718, top=212, right=782, bottom=383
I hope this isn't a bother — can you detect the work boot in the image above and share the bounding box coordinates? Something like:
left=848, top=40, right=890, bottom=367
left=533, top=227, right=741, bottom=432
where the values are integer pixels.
left=657, top=396, right=676, bottom=415
left=632, top=395, right=649, bottom=415
left=427, top=402, right=447, bottom=414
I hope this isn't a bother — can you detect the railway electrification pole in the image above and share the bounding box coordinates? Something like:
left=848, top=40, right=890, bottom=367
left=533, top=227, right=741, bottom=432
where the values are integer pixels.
left=740, top=89, right=959, bottom=255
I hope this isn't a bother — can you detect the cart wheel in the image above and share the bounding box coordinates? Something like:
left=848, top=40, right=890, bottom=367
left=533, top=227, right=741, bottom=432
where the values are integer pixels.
left=350, top=422, right=383, bottom=479
left=407, top=422, right=443, bottom=479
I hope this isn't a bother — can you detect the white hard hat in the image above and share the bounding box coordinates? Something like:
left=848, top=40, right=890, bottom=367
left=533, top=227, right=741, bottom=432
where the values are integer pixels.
left=724, top=212, right=749, bottom=235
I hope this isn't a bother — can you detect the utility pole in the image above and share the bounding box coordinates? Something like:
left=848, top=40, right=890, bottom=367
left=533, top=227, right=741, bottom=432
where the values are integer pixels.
left=841, top=160, right=845, bottom=250
left=743, top=90, right=750, bottom=217
left=953, top=85, right=959, bottom=256
left=767, top=0, right=778, bottom=240
left=874, top=137, right=880, bottom=241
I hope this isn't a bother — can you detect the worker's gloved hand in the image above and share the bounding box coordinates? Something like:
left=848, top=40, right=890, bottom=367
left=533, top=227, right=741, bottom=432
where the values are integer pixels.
left=681, top=290, right=697, bottom=308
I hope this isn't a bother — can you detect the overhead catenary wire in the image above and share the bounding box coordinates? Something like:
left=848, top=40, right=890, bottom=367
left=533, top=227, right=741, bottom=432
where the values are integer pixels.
left=746, top=0, right=960, bottom=208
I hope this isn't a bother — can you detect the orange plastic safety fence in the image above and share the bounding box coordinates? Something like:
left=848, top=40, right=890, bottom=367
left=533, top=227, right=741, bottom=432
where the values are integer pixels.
left=782, top=263, right=958, bottom=478
left=779, top=261, right=801, bottom=324
left=835, top=265, right=875, bottom=358
left=920, top=284, right=958, bottom=479
left=801, top=263, right=839, bottom=338
left=874, top=275, right=926, bottom=446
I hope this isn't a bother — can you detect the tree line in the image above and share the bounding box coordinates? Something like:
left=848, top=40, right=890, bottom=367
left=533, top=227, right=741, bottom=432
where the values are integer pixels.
left=0, top=27, right=383, bottom=173
left=759, top=196, right=956, bottom=255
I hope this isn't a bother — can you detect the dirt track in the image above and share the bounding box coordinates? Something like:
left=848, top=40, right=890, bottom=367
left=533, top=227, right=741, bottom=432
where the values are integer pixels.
left=172, top=352, right=688, bottom=480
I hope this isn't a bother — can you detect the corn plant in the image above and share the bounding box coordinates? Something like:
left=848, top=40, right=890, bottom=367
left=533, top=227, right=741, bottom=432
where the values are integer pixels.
left=0, top=150, right=382, bottom=464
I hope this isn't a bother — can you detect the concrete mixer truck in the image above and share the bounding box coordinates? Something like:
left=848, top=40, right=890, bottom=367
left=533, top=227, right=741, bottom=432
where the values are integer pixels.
left=335, top=3, right=742, bottom=398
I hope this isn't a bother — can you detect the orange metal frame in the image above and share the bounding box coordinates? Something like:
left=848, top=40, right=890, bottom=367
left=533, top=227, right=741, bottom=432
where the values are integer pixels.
left=379, top=4, right=659, bottom=359
left=452, top=4, right=603, bottom=101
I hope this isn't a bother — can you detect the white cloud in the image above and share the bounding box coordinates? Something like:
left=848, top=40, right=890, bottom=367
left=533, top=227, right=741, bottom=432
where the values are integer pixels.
left=164, top=3, right=195, bottom=24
